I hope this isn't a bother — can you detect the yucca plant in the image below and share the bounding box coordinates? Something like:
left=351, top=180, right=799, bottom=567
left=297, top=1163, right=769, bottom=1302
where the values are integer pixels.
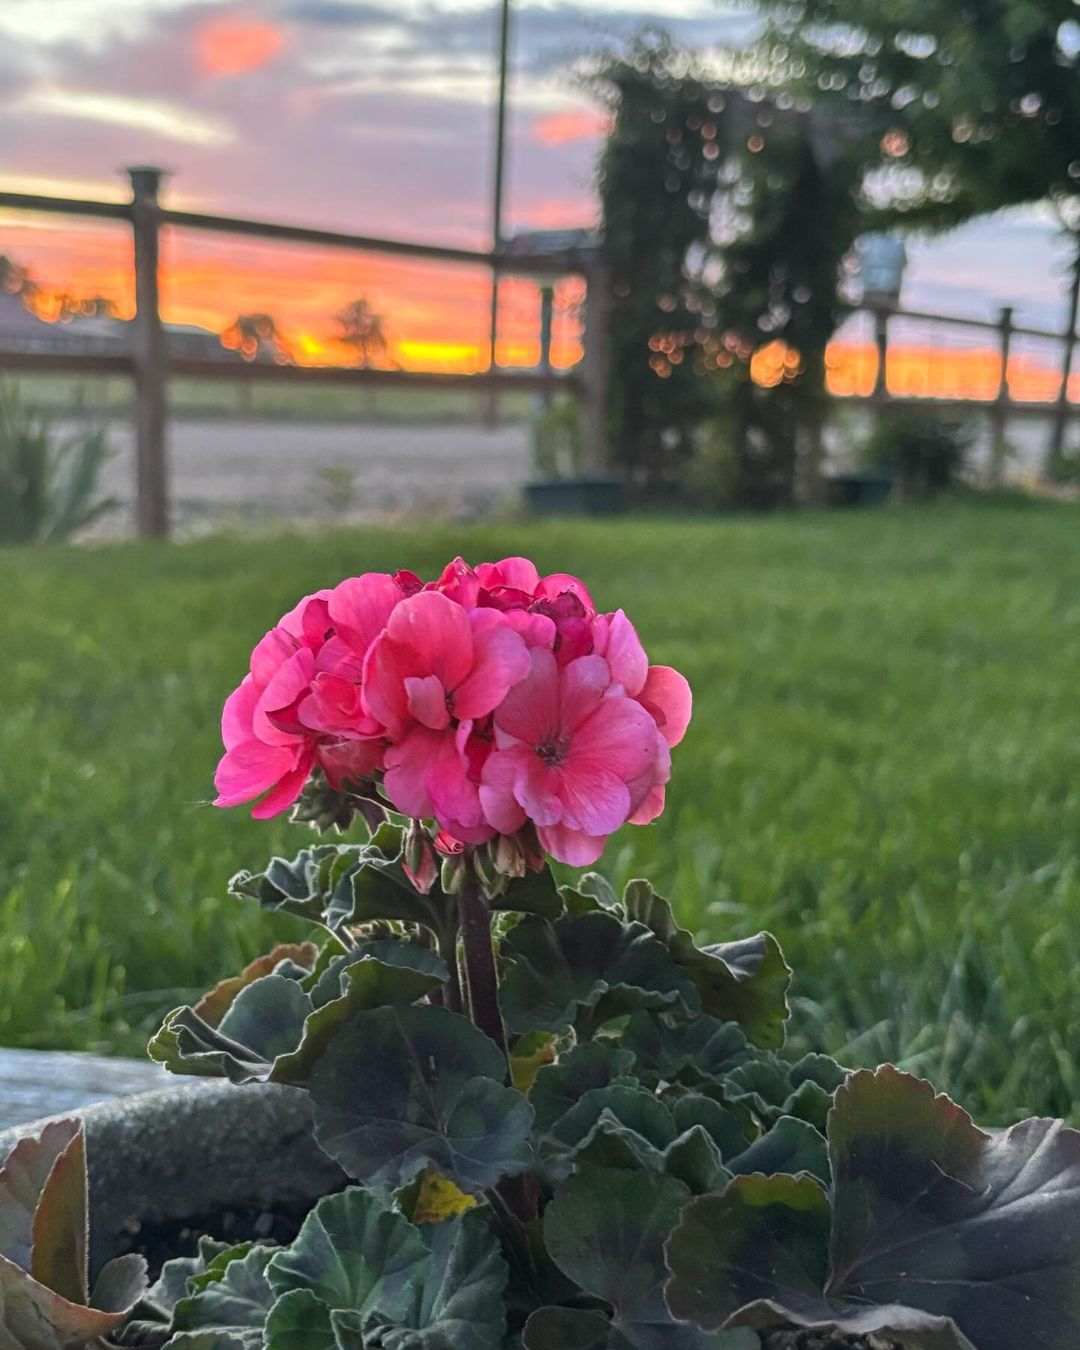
left=0, top=383, right=118, bottom=543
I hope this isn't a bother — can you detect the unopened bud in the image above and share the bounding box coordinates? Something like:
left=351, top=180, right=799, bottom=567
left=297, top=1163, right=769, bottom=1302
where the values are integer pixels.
left=440, top=851, right=468, bottom=895
left=473, top=843, right=507, bottom=900
left=493, top=832, right=527, bottom=879
left=403, top=819, right=438, bottom=895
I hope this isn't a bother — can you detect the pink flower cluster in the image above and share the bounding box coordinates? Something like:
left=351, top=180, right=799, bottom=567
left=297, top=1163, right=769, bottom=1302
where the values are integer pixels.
left=214, top=557, right=691, bottom=866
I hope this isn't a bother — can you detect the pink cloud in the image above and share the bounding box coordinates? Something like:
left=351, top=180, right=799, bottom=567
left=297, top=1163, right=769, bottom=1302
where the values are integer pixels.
left=531, top=109, right=612, bottom=147
left=195, top=12, right=286, bottom=78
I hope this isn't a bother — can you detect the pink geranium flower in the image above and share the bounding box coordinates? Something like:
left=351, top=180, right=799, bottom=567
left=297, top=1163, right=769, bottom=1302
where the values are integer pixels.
left=213, top=573, right=408, bottom=819
left=479, top=649, right=667, bottom=865
left=362, top=590, right=531, bottom=830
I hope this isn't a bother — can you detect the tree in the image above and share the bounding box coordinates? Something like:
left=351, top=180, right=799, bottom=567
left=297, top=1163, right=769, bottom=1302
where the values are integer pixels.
left=588, top=32, right=873, bottom=503
left=221, top=312, right=292, bottom=363
left=335, top=298, right=393, bottom=368
left=751, top=0, right=1080, bottom=456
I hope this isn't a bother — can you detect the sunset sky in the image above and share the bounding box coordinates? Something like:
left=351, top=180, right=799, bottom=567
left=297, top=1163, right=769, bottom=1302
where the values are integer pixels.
left=0, top=0, right=1075, bottom=377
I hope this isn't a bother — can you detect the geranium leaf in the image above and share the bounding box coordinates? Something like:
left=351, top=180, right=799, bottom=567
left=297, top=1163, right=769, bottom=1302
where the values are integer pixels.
left=529, top=1042, right=638, bottom=1134
left=724, top=1298, right=973, bottom=1350
left=263, top=1289, right=336, bottom=1350
left=727, top=1116, right=830, bottom=1186
left=544, top=1165, right=719, bottom=1348
left=0, top=1117, right=81, bottom=1272
left=267, top=1189, right=507, bottom=1349
left=0, top=1119, right=146, bottom=1349
left=620, top=881, right=790, bottom=1049
left=171, top=1246, right=275, bottom=1337
left=523, top=1307, right=624, bottom=1350
left=664, top=1173, right=831, bottom=1332
left=621, top=1011, right=752, bottom=1089
left=272, top=943, right=449, bottom=1086
left=495, top=866, right=563, bottom=919
left=499, top=912, right=699, bottom=1036
left=267, top=1189, right=428, bottom=1324
left=30, top=1125, right=87, bottom=1305
left=193, top=943, right=318, bottom=1026
left=667, top=1095, right=749, bottom=1162
left=309, top=1006, right=533, bottom=1194
left=823, top=1065, right=1080, bottom=1350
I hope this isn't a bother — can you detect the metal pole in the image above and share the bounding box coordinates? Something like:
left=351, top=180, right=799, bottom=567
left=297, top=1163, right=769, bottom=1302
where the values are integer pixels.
left=128, top=166, right=169, bottom=537
left=1048, top=235, right=1079, bottom=471
left=872, top=307, right=889, bottom=405
left=581, top=257, right=611, bottom=472
left=484, top=0, right=512, bottom=426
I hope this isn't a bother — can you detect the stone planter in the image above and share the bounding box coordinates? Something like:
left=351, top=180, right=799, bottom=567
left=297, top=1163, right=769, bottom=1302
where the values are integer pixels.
left=0, top=1081, right=344, bottom=1274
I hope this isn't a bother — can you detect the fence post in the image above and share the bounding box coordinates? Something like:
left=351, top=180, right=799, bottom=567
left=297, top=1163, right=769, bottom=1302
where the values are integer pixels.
left=127, top=166, right=169, bottom=538
left=872, top=307, right=889, bottom=405
left=581, top=256, right=611, bottom=473
left=991, top=304, right=1013, bottom=485
left=1047, top=240, right=1079, bottom=472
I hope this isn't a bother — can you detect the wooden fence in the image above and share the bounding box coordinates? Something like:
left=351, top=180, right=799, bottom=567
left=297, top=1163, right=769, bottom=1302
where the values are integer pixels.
left=0, top=168, right=607, bottom=537
left=1, top=169, right=1077, bottom=535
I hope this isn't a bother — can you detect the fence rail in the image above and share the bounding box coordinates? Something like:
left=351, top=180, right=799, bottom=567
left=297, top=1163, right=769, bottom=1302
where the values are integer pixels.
left=0, top=169, right=606, bottom=537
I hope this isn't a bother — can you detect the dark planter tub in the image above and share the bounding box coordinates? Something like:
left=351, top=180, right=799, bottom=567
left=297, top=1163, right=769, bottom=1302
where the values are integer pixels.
left=825, top=470, right=894, bottom=507
left=0, top=1081, right=344, bottom=1275
left=524, top=475, right=624, bottom=516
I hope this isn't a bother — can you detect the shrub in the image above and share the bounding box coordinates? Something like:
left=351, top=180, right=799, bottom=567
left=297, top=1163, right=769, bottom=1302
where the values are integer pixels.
left=859, top=404, right=974, bottom=500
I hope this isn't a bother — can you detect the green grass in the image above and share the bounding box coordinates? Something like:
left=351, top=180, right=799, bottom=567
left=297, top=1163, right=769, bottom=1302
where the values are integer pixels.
left=3, top=500, right=1079, bottom=1123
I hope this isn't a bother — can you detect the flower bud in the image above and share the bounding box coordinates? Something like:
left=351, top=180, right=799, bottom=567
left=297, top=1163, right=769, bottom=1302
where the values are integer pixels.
left=440, top=851, right=468, bottom=895
left=474, top=843, right=507, bottom=901
left=493, top=832, right=527, bottom=879
left=403, top=818, right=438, bottom=895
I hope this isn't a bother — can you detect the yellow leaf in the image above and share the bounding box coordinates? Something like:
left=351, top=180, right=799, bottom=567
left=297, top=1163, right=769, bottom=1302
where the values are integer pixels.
left=511, top=1035, right=557, bottom=1094
left=412, top=1168, right=478, bottom=1224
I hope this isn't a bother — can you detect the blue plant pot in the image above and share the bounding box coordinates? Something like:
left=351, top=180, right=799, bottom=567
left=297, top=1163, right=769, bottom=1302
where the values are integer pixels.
left=826, top=471, right=894, bottom=507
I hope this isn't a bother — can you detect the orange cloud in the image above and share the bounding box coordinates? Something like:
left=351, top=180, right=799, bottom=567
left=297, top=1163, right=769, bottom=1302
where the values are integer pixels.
left=196, top=13, right=285, bottom=78
left=531, top=110, right=613, bottom=147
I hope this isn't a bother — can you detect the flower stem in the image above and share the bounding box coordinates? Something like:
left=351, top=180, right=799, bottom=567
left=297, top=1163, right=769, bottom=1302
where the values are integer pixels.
left=457, top=873, right=509, bottom=1067
left=437, top=924, right=463, bottom=1014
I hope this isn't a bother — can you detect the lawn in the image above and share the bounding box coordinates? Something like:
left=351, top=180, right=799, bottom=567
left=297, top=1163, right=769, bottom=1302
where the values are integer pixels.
left=3, top=498, right=1079, bottom=1124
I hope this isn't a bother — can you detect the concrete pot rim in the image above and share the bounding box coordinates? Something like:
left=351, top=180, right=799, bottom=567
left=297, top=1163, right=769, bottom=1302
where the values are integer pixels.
left=0, top=1080, right=344, bottom=1272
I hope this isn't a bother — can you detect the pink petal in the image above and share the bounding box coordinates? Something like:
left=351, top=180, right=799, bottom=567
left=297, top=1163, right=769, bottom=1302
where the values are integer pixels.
left=253, top=648, right=316, bottom=746
left=628, top=782, right=666, bottom=826
left=386, top=591, right=473, bottom=691
left=515, top=752, right=564, bottom=827
left=453, top=621, right=530, bottom=720
left=538, top=822, right=607, bottom=867
left=429, top=557, right=481, bottom=606
left=569, top=693, right=659, bottom=783
left=251, top=747, right=315, bottom=819
left=213, top=739, right=299, bottom=808
left=593, top=611, right=648, bottom=696
left=382, top=725, right=446, bottom=818
left=638, top=666, right=693, bottom=747
left=428, top=750, right=485, bottom=831
left=501, top=610, right=557, bottom=649
left=477, top=557, right=541, bottom=594
left=318, top=738, right=385, bottom=789
left=277, top=589, right=333, bottom=639
left=361, top=634, right=416, bottom=738
left=249, top=626, right=297, bottom=687
left=328, top=573, right=404, bottom=654
left=478, top=748, right=530, bottom=835
left=537, top=572, right=595, bottom=613
left=493, top=648, right=560, bottom=746
left=559, top=655, right=612, bottom=733
left=406, top=674, right=450, bottom=730
left=221, top=676, right=259, bottom=751
left=555, top=763, right=631, bottom=836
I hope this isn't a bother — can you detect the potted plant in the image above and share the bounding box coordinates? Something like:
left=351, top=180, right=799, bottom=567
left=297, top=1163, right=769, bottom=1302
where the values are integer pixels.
left=5, top=552, right=1080, bottom=1349
left=524, top=399, right=624, bottom=516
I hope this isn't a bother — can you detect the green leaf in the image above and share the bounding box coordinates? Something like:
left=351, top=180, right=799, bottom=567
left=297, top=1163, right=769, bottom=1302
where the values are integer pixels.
left=523, top=1307, right=625, bottom=1350
left=171, top=1246, right=275, bottom=1336
left=823, top=1065, right=1080, bottom=1350
left=544, top=1166, right=718, bottom=1348
left=664, top=1173, right=831, bottom=1333
left=273, top=943, right=449, bottom=1086
left=264, top=1290, right=336, bottom=1350
left=727, top=1116, right=830, bottom=1186
left=193, top=943, right=318, bottom=1027
left=499, top=912, right=699, bottom=1036
left=667, top=1095, right=749, bottom=1162
left=267, top=1189, right=507, bottom=1349
left=495, top=866, right=563, bottom=919
left=529, top=1042, right=638, bottom=1134
left=621, top=1011, right=752, bottom=1089
left=309, top=1005, right=533, bottom=1194
left=620, top=880, right=790, bottom=1049
left=150, top=974, right=314, bottom=1084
